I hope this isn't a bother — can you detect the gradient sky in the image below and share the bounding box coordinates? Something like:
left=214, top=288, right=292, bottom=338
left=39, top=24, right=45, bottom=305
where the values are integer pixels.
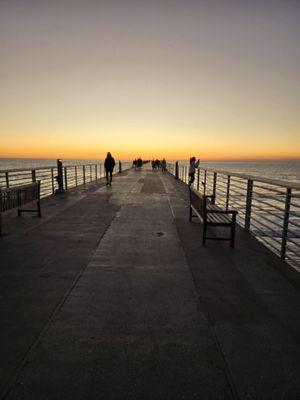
left=0, top=0, right=299, bottom=160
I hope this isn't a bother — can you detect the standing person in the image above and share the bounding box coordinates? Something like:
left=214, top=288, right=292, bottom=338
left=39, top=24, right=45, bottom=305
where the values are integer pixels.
left=104, top=152, right=115, bottom=186
left=161, top=158, right=167, bottom=172
left=188, top=157, right=200, bottom=186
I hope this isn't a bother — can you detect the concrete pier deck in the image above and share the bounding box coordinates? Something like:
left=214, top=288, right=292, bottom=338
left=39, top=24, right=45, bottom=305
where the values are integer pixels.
left=0, top=167, right=299, bottom=400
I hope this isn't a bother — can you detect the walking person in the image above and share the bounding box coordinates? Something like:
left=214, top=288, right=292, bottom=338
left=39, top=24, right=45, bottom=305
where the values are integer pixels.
left=188, top=157, right=200, bottom=186
left=104, top=152, right=115, bottom=186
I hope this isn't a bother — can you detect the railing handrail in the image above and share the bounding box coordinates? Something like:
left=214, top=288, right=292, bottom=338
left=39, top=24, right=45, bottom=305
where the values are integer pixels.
left=0, top=162, right=103, bottom=174
left=0, top=166, right=57, bottom=173
left=63, top=162, right=104, bottom=168
left=197, top=167, right=300, bottom=191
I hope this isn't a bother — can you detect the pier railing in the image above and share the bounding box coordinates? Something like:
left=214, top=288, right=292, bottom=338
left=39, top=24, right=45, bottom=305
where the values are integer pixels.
left=0, top=161, right=132, bottom=199
left=167, top=163, right=300, bottom=269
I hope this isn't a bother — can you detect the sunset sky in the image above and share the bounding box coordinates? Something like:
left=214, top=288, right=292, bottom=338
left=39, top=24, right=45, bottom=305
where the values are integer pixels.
left=0, top=0, right=299, bottom=160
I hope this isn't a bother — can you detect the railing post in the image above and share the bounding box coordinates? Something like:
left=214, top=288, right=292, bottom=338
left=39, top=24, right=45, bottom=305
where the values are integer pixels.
left=31, top=169, right=36, bottom=183
left=51, top=168, right=55, bottom=194
left=95, top=164, right=97, bottom=180
left=212, top=172, right=217, bottom=204
left=203, top=170, right=207, bottom=195
left=119, top=161, right=122, bottom=173
left=175, top=161, right=179, bottom=179
left=90, top=165, right=92, bottom=182
left=75, top=166, right=78, bottom=186
left=226, top=175, right=231, bottom=211
left=64, top=167, right=68, bottom=190
left=197, top=168, right=200, bottom=191
left=100, top=164, right=102, bottom=178
left=245, top=179, right=253, bottom=231
left=281, top=188, right=292, bottom=261
left=56, top=159, right=64, bottom=193
left=83, top=166, right=86, bottom=184
left=5, top=172, right=9, bottom=188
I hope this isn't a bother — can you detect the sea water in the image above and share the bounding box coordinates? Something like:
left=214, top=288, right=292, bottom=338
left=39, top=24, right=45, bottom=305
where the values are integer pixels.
left=1, top=158, right=300, bottom=183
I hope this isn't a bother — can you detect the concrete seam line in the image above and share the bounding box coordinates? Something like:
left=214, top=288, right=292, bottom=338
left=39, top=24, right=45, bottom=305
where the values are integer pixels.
left=177, top=237, right=240, bottom=400
left=165, top=176, right=240, bottom=400
left=160, top=174, right=175, bottom=218
left=1, top=171, right=141, bottom=400
left=1, top=205, right=120, bottom=400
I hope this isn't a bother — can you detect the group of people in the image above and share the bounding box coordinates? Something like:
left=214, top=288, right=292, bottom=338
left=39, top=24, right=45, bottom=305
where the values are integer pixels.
left=151, top=158, right=166, bottom=171
left=104, top=152, right=200, bottom=188
left=132, top=158, right=143, bottom=169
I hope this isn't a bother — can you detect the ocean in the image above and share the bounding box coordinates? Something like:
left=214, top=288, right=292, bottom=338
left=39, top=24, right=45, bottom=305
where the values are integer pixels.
left=179, top=159, right=300, bottom=184
left=1, top=158, right=300, bottom=183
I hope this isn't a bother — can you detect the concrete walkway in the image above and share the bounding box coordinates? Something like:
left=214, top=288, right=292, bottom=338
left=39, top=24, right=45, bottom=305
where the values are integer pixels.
left=0, top=167, right=299, bottom=400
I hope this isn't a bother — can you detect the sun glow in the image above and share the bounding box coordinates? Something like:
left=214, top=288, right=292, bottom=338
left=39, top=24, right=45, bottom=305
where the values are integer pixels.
left=0, top=1, right=299, bottom=161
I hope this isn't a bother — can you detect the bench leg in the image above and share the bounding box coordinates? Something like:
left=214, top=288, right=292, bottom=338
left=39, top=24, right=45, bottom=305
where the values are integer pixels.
left=230, top=216, right=236, bottom=247
left=202, top=224, right=207, bottom=246
left=37, top=200, right=41, bottom=217
left=230, top=225, right=235, bottom=247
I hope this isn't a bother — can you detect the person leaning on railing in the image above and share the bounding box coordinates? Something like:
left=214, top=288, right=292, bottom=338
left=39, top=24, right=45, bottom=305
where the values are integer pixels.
left=188, top=157, right=200, bottom=186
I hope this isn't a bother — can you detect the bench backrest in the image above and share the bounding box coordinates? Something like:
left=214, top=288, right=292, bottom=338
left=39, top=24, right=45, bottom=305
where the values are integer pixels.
left=190, top=188, right=214, bottom=219
left=0, top=181, right=40, bottom=212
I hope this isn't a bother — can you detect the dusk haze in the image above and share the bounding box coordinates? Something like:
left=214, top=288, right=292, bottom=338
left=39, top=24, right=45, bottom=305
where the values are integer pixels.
left=1, top=1, right=300, bottom=398
left=1, top=0, right=300, bottom=160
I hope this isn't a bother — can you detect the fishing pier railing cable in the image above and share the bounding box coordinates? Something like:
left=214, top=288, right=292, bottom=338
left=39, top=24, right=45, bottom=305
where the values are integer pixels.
left=167, top=162, right=300, bottom=269
left=0, top=159, right=132, bottom=199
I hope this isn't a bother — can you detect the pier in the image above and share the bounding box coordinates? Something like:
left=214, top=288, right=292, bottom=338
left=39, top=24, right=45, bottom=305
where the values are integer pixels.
left=0, top=165, right=299, bottom=399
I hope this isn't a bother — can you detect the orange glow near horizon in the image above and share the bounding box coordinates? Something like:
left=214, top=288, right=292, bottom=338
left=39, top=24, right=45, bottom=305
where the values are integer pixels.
left=1, top=143, right=299, bottom=161
left=1, top=1, right=300, bottom=162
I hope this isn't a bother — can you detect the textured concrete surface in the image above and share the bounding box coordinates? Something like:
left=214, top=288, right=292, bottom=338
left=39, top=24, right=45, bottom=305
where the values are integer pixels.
left=0, top=167, right=299, bottom=400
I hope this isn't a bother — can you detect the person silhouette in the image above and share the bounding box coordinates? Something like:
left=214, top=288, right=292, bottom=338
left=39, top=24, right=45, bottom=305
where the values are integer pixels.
left=188, top=157, right=200, bottom=186
left=104, top=152, right=116, bottom=186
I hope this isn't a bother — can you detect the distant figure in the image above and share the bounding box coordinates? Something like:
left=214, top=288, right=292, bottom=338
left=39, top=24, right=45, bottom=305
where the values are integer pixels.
left=104, top=152, right=115, bottom=186
left=161, top=158, right=166, bottom=172
left=188, top=157, right=200, bottom=186
left=152, top=159, right=160, bottom=170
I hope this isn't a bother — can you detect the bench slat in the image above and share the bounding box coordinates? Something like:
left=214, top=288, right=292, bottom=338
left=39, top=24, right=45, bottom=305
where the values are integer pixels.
left=207, top=213, right=232, bottom=224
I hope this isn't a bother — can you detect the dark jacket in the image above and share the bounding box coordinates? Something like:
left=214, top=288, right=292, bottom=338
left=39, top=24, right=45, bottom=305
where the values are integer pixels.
left=104, top=157, right=115, bottom=172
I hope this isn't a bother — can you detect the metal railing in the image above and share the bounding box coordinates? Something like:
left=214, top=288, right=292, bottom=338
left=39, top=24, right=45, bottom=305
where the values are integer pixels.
left=167, top=162, right=300, bottom=269
left=0, top=160, right=132, bottom=199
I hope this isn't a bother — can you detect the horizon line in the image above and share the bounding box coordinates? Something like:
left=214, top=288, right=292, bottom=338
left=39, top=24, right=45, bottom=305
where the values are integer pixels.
left=1, top=156, right=300, bottom=162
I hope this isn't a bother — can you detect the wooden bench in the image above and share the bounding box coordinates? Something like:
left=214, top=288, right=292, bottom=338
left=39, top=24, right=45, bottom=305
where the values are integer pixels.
left=0, top=181, right=41, bottom=236
left=189, top=187, right=238, bottom=246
